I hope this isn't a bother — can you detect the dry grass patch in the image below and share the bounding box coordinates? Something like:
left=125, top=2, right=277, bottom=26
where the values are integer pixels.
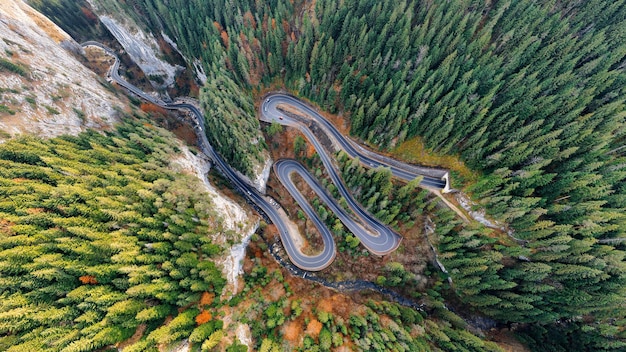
left=392, top=137, right=477, bottom=185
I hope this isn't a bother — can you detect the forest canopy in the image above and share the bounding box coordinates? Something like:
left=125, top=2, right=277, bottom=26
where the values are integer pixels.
left=0, top=121, right=226, bottom=351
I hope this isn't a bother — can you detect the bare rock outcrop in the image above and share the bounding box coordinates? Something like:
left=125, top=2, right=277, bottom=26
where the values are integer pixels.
left=86, top=0, right=181, bottom=88
left=0, top=0, right=122, bottom=140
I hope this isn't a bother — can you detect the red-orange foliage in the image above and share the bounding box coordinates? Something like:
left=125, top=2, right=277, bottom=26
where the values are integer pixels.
left=200, top=292, right=215, bottom=306
left=0, top=219, right=14, bottom=235
left=220, top=31, right=230, bottom=49
left=79, top=275, right=98, bottom=285
left=157, top=37, right=173, bottom=56
left=243, top=11, right=256, bottom=28
left=306, top=319, right=322, bottom=338
left=189, top=81, right=199, bottom=97
left=283, top=321, right=302, bottom=342
left=306, top=143, right=316, bottom=158
left=80, top=7, right=98, bottom=22
left=139, top=103, right=167, bottom=116
left=195, top=310, right=212, bottom=325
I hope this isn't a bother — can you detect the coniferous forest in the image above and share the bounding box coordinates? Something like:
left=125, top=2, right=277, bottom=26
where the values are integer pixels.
left=16, top=0, right=626, bottom=350
left=0, top=122, right=226, bottom=351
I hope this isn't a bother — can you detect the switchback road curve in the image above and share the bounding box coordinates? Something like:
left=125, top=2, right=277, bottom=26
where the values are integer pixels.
left=261, top=93, right=450, bottom=191
left=83, top=42, right=348, bottom=270
left=261, top=96, right=404, bottom=256
left=83, top=42, right=405, bottom=270
left=275, top=160, right=401, bottom=255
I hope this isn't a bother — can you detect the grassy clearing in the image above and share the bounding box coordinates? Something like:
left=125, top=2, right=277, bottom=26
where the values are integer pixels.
left=392, top=137, right=477, bottom=187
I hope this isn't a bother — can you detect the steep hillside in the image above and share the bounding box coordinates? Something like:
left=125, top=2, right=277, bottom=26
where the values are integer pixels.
left=84, top=0, right=181, bottom=89
left=0, top=4, right=260, bottom=349
left=0, top=121, right=230, bottom=352
left=0, top=0, right=123, bottom=140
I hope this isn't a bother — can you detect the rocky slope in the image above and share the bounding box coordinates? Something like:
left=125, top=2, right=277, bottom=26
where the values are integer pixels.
left=170, top=145, right=258, bottom=295
left=0, top=0, right=123, bottom=140
left=86, top=0, right=181, bottom=89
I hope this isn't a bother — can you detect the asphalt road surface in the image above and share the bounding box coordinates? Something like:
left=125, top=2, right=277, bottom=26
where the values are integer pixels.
left=275, top=160, right=400, bottom=255
left=261, top=93, right=449, bottom=190
left=82, top=42, right=333, bottom=270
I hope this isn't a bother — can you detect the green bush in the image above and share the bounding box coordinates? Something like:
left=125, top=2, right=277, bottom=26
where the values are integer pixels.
left=0, top=57, right=28, bottom=76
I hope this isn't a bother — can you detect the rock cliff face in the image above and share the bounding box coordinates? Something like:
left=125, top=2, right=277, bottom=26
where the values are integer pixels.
left=253, top=154, right=273, bottom=194
left=170, top=146, right=258, bottom=294
left=161, top=31, right=207, bottom=85
left=0, top=0, right=122, bottom=141
left=86, top=0, right=180, bottom=88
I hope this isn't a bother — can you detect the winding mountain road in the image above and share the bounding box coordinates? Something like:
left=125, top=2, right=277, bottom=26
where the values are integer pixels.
left=83, top=42, right=349, bottom=270
left=83, top=42, right=445, bottom=271
left=261, top=93, right=450, bottom=191
left=275, top=160, right=400, bottom=255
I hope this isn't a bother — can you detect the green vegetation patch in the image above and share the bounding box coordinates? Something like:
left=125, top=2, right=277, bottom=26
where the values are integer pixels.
left=233, top=255, right=504, bottom=351
left=335, top=151, right=430, bottom=229
left=25, top=96, right=36, bottom=107
left=0, top=122, right=226, bottom=351
left=200, top=71, right=267, bottom=178
left=0, top=104, right=16, bottom=115
left=0, top=57, right=29, bottom=77
left=43, top=105, right=60, bottom=115
left=28, top=0, right=106, bottom=42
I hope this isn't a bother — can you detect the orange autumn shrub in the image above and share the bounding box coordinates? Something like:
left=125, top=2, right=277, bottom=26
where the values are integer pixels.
left=306, top=319, right=322, bottom=338
left=79, top=275, right=98, bottom=285
left=196, top=310, right=212, bottom=325
left=139, top=103, right=167, bottom=115
left=283, top=321, right=302, bottom=342
left=200, top=292, right=215, bottom=306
